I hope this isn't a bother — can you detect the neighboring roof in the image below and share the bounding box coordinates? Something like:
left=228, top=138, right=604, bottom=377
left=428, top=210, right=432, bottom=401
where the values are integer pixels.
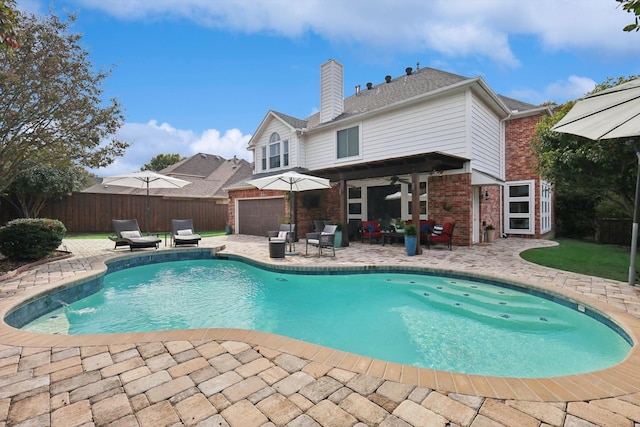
left=160, top=153, right=226, bottom=178
left=82, top=153, right=253, bottom=199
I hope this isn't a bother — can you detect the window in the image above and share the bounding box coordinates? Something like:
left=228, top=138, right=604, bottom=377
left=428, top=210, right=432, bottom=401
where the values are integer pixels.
left=265, top=133, right=289, bottom=170
left=283, top=140, right=289, bottom=167
left=337, top=126, right=359, bottom=159
left=505, top=180, right=534, bottom=234
left=540, top=180, right=552, bottom=234
left=269, top=143, right=281, bottom=168
left=408, top=181, right=428, bottom=216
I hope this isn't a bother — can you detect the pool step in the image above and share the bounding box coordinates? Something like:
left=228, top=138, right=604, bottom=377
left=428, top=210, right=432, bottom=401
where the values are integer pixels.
left=408, top=281, right=574, bottom=331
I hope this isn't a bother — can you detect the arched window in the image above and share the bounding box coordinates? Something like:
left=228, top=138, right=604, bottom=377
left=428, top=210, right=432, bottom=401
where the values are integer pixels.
left=266, top=132, right=289, bottom=169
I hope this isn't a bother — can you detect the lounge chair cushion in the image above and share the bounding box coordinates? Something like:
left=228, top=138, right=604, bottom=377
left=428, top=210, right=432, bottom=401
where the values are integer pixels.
left=177, top=229, right=193, bottom=236
left=121, top=230, right=142, bottom=239
left=278, top=231, right=288, bottom=239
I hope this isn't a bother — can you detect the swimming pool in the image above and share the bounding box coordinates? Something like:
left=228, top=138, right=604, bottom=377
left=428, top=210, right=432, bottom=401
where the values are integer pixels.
left=14, top=256, right=632, bottom=378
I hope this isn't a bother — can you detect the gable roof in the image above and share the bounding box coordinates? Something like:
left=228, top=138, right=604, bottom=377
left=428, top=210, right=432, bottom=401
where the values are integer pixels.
left=247, top=110, right=306, bottom=149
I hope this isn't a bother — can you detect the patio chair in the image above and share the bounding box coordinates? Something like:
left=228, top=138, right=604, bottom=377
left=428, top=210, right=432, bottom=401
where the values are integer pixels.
left=361, top=220, right=383, bottom=244
left=306, top=224, right=337, bottom=256
left=171, top=219, right=202, bottom=247
left=109, top=219, right=161, bottom=251
left=426, top=222, right=455, bottom=250
left=267, top=224, right=296, bottom=251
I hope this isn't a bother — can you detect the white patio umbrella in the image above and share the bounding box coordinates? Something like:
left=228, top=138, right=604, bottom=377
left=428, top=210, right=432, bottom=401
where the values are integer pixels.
left=102, top=171, right=191, bottom=234
left=247, top=171, right=331, bottom=254
left=384, top=191, right=427, bottom=200
left=551, top=78, right=640, bottom=285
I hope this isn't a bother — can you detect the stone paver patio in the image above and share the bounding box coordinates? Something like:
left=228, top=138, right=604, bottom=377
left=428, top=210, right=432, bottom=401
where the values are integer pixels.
left=1, top=234, right=640, bottom=426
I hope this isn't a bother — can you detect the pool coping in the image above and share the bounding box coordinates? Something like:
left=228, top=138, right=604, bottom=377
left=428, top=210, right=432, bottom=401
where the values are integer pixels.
left=1, top=247, right=640, bottom=402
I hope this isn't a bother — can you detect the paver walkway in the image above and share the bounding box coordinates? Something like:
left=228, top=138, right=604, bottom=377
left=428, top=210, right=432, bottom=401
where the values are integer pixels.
left=1, top=234, right=640, bottom=426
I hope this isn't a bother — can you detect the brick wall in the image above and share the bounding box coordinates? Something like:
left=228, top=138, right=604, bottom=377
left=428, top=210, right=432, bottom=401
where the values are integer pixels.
left=505, top=113, right=553, bottom=239
left=428, top=173, right=472, bottom=246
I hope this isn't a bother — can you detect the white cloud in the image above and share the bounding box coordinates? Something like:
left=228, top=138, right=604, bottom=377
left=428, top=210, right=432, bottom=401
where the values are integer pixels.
left=57, top=0, right=640, bottom=67
left=89, top=120, right=252, bottom=177
left=507, top=75, right=597, bottom=105
left=545, top=76, right=597, bottom=102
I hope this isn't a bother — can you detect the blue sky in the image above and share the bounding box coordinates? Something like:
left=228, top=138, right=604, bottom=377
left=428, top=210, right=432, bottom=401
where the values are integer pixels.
left=16, top=0, right=640, bottom=176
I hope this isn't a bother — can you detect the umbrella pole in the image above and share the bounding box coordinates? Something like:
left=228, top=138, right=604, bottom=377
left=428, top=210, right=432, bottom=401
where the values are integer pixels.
left=629, top=145, right=640, bottom=286
left=146, top=181, right=150, bottom=235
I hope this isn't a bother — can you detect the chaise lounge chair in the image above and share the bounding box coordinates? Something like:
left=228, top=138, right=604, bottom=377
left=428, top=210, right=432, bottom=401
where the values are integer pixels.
left=305, top=224, right=337, bottom=256
left=109, top=219, right=161, bottom=251
left=171, top=219, right=202, bottom=247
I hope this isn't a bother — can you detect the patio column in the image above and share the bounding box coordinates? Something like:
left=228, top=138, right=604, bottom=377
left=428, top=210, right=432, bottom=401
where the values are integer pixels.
left=339, top=179, right=349, bottom=247
left=412, top=171, right=422, bottom=255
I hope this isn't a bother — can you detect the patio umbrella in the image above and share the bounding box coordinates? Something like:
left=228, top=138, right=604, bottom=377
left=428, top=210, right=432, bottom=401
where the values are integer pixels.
left=384, top=191, right=427, bottom=200
left=551, top=78, right=640, bottom=285
left=247, top=171, right=331, bottom=254
left=102, top=171, right=191, bottom=234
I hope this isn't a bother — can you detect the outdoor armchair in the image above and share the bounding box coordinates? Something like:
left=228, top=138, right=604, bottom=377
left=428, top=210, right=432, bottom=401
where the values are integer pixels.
left=171, top=219, right=202, bottom=247
left=267, top=224, right=296, bottom=251
left=109, top=219, right=161, bottom=251
left=426, top=222, right=455, bottom=250
left=361, top=220, right=383, bottom=244
left=305, top=224, right=337, bottom=256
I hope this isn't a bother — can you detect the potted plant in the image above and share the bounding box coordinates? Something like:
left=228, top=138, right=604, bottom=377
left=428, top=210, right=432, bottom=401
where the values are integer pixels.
left=334, top=220, right=343, bottom=248
left=485, top=224, right=496, bottom=243
left=404, top=224, right=418, bottom=256
left=395, top=219, right=406, bottom=233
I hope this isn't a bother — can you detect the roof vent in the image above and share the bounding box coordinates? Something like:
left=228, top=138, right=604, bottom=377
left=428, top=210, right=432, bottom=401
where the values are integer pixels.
left=385, top=75, right=392, bottom=83
left=366, top=82, right=373, bottom=90
left=355, top=84, right=360, bottom=94
left=405, top=67, right=412, bottom=76
left=416, top=61, right=420, bottom=71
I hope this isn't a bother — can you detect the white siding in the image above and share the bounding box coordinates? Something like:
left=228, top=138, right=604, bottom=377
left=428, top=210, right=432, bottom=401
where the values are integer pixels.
left=305, top=92, right=469, bottom=170
left=470, top=94, right=503, bottom=179
left=255, top=119, right=297, bottom=172
left=320, top=60, right=344, bottom=124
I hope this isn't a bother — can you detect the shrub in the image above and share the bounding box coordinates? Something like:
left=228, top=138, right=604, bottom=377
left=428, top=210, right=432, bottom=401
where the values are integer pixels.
left=404, top=224, right=418, bottom=236
left=0, top=218, right=66, bottom=260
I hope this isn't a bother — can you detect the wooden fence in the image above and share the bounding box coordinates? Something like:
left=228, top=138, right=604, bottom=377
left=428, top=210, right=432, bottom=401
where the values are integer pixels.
left=597, top=218, right=635, bottom=246
left=1, top=193, right=228, bottom=233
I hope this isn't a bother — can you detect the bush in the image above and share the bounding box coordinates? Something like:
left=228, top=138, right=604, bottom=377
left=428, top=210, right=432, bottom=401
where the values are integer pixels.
left=0, top=218, right=66, bottom=260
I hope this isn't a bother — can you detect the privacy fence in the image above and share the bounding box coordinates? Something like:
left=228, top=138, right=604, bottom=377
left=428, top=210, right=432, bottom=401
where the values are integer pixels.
left=597, top=218, right=635, bottom=247
left=0, top=193, right=228, bottom=233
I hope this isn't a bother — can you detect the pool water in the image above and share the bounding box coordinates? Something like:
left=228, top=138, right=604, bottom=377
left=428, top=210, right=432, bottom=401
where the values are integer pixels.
left=23, top=259, right=631, bottom=378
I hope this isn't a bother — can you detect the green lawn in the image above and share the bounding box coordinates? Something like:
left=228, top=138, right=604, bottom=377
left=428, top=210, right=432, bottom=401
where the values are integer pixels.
left=65, top=231, right=226, bottom=239
left=520, top=238, right=639, bottom=284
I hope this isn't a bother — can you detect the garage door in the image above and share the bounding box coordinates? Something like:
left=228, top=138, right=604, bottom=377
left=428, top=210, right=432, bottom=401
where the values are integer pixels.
left=238, top=198, right=285, bottom=236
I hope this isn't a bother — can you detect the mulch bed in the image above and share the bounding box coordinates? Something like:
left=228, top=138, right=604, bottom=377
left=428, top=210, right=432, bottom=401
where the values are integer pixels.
left=0, top=251, right=72, bottom=280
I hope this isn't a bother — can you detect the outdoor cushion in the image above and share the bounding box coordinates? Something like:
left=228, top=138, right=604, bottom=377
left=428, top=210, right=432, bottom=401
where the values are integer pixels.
left=367, top=223, right=375, bottom=233
left=121, top=230, right=142, bottom=239
left=177, top=229, right=193, bottom=236
left=278, top=231, right=288, bottom=239
left=420, top=223, right=431, bottom=234
left=432, top=225, right=443, bottom=235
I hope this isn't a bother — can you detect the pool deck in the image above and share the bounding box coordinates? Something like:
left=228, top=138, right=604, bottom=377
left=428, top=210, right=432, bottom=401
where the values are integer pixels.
left=1, top=235, right=640, bottom=426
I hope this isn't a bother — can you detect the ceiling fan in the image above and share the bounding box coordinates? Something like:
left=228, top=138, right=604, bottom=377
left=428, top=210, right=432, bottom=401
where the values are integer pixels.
left=389, top=175, right=411, bottom=185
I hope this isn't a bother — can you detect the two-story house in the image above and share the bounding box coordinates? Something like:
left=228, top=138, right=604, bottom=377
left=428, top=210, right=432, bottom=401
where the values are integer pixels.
left=228, top=59, right=552, bottom=246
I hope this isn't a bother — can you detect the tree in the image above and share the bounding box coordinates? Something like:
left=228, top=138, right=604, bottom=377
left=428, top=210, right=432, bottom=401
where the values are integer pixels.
left=141, top=153, right=185, bottom=172
left=617, top=0, right=640, bottom=32
left=0, top=0, right=20, bottom=52
left=0, top=10, right=128, bottom=195
left=5, top=161, right=90, bottom=218
left=533, top=76, right=640, bottom=236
